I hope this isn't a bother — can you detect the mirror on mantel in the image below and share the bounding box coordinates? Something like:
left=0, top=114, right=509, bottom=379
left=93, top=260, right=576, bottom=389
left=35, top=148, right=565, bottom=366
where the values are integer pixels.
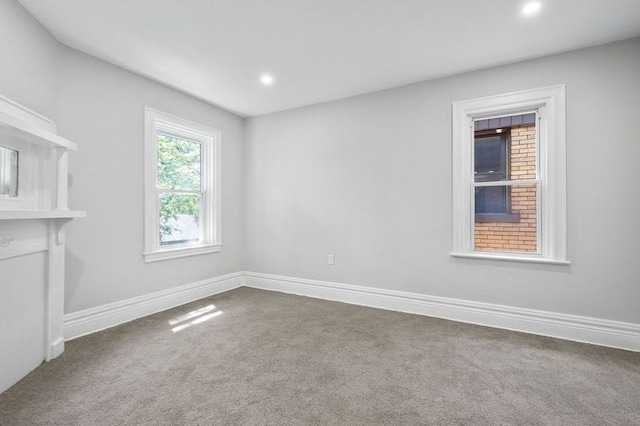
left=0, top=145, right=18, bottom=197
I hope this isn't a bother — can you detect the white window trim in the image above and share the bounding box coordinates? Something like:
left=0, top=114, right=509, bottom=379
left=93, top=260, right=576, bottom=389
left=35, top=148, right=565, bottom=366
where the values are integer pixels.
left=143, top=108, right=222, bottom=262
left=451, top=85, right=568, bottom=265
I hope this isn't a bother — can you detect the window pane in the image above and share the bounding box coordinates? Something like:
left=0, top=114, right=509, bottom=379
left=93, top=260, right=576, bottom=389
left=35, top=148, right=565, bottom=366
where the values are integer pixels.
left=474, top=114, right=537, bottom=182
left=474, top=134, right=507, bottom=182
left=474, top=185, right=538, bottom=253
left=157, top=133, right=201, bottom=190
left=159, top=193, right=201, bottom=246
left=0, top=146, right=18, bottom=197
left=475, top=186, right=508, bottom=214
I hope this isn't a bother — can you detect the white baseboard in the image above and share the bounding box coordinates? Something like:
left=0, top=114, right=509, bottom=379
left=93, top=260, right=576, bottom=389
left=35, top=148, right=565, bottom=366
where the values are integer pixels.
left=244, top=271, right=640, bottom=352
left=63, top=270, right=640, bottom=352
left=63, top=272, right=243, bottom=340
left=47, top=338, right=65, bottom=361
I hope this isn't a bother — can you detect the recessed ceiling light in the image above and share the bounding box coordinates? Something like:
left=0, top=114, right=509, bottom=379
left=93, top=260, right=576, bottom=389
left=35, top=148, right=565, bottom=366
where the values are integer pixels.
left=260, top=74, right=274, bottom=85
left=522, top=2, right=542, bottom=15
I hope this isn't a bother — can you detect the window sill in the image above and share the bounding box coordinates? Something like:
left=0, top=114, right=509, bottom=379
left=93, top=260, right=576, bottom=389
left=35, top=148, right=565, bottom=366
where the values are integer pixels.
left=450, top=252, right=570, bottom=265
left=143, top=243, right=222, bottom=263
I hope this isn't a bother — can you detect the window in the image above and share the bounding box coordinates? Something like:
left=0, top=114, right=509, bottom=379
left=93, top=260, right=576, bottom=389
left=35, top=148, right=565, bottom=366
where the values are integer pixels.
left=144, top=108, right=221, bottom=262
left=452, top=86, right=568, bottom=264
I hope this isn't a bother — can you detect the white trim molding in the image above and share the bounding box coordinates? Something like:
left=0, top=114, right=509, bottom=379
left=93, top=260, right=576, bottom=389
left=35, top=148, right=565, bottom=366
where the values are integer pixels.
left=244, top=272, right=640, bottom=352
left=64, top=272, right=243, bottom=340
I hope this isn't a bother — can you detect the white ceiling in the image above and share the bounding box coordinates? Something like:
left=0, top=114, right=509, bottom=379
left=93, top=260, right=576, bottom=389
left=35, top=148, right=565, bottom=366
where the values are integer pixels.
left=18, top=0, right=640, bottom=117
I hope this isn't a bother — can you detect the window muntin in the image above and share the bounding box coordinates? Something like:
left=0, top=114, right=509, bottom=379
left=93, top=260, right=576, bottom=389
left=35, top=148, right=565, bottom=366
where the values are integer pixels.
left=451, top=85, right=568, bottom=264
left=144, top=108, right=221, bottom=262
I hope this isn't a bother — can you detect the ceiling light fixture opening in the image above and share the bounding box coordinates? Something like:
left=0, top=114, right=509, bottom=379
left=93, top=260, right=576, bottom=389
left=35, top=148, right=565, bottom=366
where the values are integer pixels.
left=522, top=2, right=542, bottom=16
left=260, top=74, right=274, bottom=86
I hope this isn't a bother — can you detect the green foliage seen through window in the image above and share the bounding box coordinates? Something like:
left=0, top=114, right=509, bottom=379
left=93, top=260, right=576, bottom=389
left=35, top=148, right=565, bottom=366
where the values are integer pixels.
left=157, top=134, right=202, bottom=244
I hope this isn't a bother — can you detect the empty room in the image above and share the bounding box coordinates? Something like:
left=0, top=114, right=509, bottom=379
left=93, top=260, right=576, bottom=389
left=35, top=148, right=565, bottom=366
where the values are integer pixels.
left=1, top=0, right=640, bottom=424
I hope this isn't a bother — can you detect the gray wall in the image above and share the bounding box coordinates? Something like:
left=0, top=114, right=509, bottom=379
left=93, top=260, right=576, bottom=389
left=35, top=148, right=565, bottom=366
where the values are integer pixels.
left=244, top=38, right=640, bottom=324
left=0, top=0, right=59, bottom=119
left=58, top=47, right=245, bottom=312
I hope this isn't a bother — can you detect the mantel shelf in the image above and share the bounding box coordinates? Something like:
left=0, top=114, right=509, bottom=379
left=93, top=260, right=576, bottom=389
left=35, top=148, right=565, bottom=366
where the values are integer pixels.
left=0, top=110, right=78, bottom=151
left=0, top=210, right=87, bottom=220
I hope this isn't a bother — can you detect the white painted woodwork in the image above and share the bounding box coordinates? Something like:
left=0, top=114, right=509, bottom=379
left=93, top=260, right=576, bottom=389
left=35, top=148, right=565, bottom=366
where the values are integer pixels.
left=0, top=210, right=86, bottom=220
left=0, top=251, right=46, bottom=395
left=55, top=148, right=69, bottom=210
left=0, top=219, right=48, bottom=261
left=0, top=103, right=75, bottom=149
left=0, top=95, right=84, bottom=393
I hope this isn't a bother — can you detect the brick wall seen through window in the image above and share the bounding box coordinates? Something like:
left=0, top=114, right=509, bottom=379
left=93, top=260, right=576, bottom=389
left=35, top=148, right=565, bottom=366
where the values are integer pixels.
left=473, top=115, right=538, bottom=253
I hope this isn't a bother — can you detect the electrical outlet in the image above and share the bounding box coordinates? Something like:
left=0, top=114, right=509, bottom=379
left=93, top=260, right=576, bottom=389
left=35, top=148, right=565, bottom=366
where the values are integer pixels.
left=327, top=254, right=335, bottom=265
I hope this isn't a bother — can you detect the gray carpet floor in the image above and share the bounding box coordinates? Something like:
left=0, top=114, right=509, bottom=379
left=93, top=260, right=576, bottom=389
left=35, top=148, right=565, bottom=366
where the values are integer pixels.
left=1, top=287, right=639, bottom=425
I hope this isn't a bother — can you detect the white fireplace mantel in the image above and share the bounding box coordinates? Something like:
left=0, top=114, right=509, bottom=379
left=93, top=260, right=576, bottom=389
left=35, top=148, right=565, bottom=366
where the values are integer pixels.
left=0, top=95, right=85, bottom=394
